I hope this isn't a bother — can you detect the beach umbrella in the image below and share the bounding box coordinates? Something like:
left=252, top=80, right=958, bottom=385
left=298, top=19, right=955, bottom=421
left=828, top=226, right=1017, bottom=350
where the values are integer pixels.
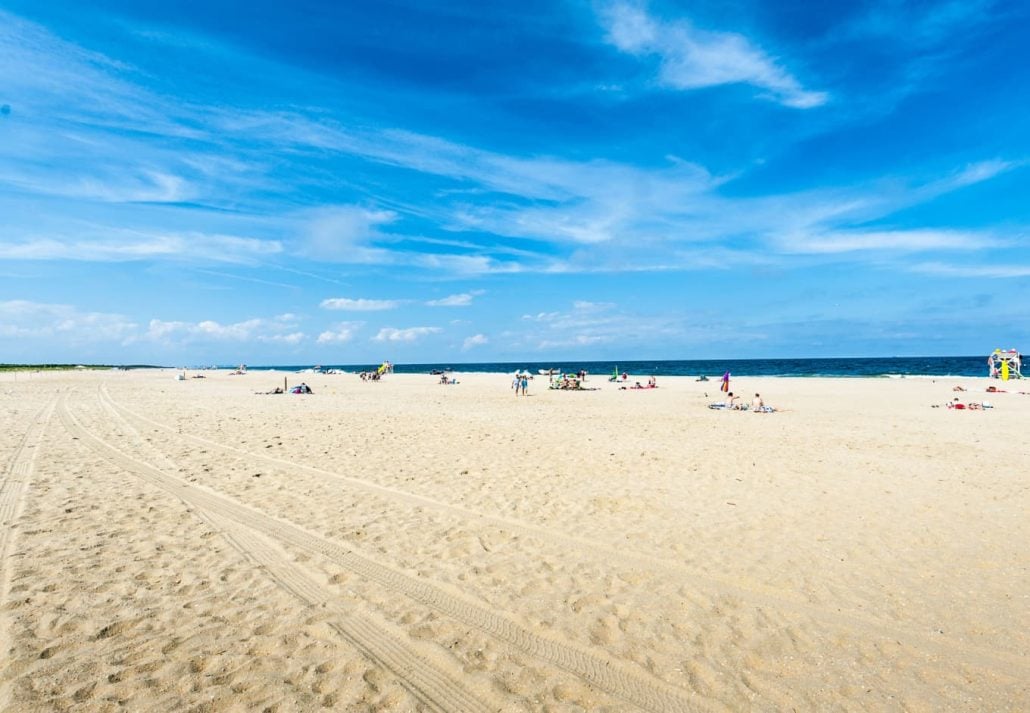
left=720, top=370, right=731, bottom=393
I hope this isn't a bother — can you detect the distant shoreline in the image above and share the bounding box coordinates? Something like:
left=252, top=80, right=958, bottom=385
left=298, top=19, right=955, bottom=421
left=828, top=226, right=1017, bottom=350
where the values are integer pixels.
left=0, top=364, right=159, bottom=372
left=10, top=355, right=998, bottom=379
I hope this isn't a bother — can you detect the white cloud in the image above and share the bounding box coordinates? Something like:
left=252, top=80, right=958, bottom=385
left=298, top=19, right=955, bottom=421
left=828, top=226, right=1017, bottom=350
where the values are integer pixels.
left=300, top=206, right=397, bottom=262
left=426, top=290, right=484, bottom=307
left=320, top=297, right=402, bottom=311
left=778, top=228, right=993, bottom=254
left=264, top=332, right=305, bottom=345
left=0, top=167, right=195, bottom=204
left=573, top=300, right=615, bottom=312
left=599, top=2, right=827, bottom=108
left=0, top=230, right=282, bottom=264
left=372, top=326, right=442, bottom=343
left=317, top=322, right=363, bottom=344
left=0, top=300, right=136, bottom=342
left=521, top=311, right=561, bottom=322
left=462, top=333, right=489, bottom=350
left=511, top=302, right=685, bottom=353
left=145, top=314, right=303, bottom=344
left=537, top=334, right=610, bottom=349
left=412, top=253, right=520, bottom=275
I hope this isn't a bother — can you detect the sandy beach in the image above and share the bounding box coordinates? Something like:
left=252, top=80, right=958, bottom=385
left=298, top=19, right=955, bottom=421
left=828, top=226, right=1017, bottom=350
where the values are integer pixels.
left=0, top=368, right=1027, bottom=711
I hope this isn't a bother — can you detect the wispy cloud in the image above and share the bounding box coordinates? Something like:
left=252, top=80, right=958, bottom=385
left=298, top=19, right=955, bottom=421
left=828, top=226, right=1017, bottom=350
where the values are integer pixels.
left=515, top=300, right=681, bottom=352
left=462, top=333, right=489, bottom=350
left=0, top=166, right=194, bottom=204
left=522, top=311, right=562, bottom=322
left=317, top=321, right=363, bottom=344
left=372, top=326, right=442, bottom=342
left=145, top=314, right=303, bottom=344
left=320, top=297, right=402, bottom=311
left=0, top=300, right=137, bottom=343
left=299, top=207, right=399, bottom=262
left=572, top=300, right=615, bottom=312
left=0, top=230, right=282, bottom=264
left=598, top=1, right=827, bottom=108
left=426, top=290, right=484, bottom=307
left=193, top=268, right=299, bottom=290
left=777, top=228, right=995, bottom=255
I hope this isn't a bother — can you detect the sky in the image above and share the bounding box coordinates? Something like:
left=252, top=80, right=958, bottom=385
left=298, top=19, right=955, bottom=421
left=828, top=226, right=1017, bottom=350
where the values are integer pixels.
left=1, top=0, right=1028, bottom=365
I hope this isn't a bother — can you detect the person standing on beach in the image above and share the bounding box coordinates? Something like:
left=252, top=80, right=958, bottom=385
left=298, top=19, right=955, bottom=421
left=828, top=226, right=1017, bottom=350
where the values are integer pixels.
left=520, top=373, right=529, bottom=396
left=720, top=371, right=731, bottom=393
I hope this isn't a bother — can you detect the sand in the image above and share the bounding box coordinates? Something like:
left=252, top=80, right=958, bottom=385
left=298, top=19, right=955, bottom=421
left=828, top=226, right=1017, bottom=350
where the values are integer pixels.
left=0, top=368, right=1027, bottom=712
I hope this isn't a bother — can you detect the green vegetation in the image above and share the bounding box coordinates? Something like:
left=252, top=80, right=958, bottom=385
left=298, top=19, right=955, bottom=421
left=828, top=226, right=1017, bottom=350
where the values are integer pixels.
left=0, top=364, right=112, bottom=372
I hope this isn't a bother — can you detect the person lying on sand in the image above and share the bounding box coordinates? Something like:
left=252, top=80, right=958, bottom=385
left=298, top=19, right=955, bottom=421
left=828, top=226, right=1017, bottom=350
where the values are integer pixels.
left=709, top=392, right=749, bottom=410
left=934, top=399, right=992, bottom=410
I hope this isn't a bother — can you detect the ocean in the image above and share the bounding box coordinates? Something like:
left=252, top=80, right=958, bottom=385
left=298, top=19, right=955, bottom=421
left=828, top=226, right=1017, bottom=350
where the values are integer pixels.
left=237, top=356, right=996, bottom=378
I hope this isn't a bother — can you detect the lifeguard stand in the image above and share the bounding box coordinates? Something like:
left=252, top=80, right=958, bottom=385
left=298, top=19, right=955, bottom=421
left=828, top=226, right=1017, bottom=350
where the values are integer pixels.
left=988, top=349, right=1022, bottom=380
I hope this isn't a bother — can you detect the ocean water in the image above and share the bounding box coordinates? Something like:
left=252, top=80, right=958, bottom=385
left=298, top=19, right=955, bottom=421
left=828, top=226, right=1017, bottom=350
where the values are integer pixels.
left=240, top=356, right=995, bottom=378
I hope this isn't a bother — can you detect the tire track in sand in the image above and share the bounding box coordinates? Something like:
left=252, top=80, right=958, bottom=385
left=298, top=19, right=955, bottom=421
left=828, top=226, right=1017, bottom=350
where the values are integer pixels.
left=70, top=394, right=719, bottom=712
left=62, top=396, right=503, bottom=713
left=0, top=397, right=57, bottom=710
left=0, top=398, right=56, bottom=594
left=101, top=384, right=1030, bottom=680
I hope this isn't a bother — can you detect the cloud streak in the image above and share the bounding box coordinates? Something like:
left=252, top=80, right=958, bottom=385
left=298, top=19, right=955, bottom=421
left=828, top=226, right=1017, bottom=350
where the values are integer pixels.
left=0, top=300, right=137, bottom=344
left=372, top=326, right=442, bottom=343
left=317, top=322, right=363, bottom=344
left=320, top=297, right=402, bottom=311
left=462, top=333, right=488, bottom=350
left=599, top=2, right=827, bottom=108
left=426, top=290, right=484, bottom=307
left=0, top=230, right=282, bottom=263
left=145, top=314, right=304, bottom=344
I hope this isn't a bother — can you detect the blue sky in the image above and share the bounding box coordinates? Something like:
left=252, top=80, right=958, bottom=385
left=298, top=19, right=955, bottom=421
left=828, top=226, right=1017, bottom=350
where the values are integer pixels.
left=1, top=0, right=1028, bottom=364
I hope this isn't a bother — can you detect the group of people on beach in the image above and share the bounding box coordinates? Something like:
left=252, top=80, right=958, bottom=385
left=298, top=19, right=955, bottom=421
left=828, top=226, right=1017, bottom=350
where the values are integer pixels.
left=258, top=382, right=312, bottom=395
left=512, top=372, right=530, bottom=396
left=710, top=391, right=775, bottom=412
left=619, top=375, right=658, bottom=390
left=550, top=372, right=594, bottom=390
